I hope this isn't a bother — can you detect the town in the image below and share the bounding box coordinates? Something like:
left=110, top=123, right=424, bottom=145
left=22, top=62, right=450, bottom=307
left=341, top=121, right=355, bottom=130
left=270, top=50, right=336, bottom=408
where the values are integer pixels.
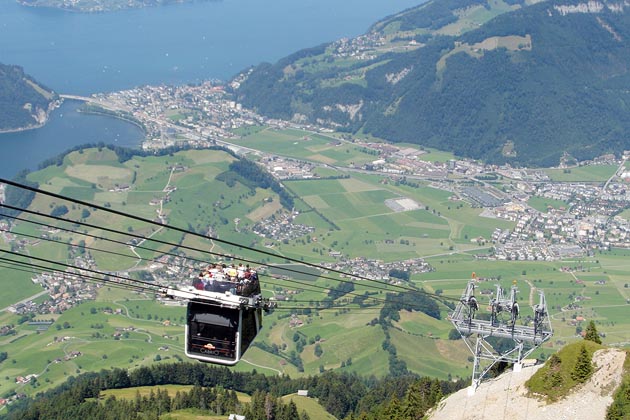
left=4, top=79, right=630, bottom=323
left=94, top=80, right=630, bottom=261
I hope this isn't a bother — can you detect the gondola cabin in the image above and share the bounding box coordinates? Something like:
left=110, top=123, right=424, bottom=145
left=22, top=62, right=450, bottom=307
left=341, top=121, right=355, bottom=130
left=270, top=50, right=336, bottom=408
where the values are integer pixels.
left=160, top=266, right=267, bottom=366
left=186, top=297, right=262, bottom=365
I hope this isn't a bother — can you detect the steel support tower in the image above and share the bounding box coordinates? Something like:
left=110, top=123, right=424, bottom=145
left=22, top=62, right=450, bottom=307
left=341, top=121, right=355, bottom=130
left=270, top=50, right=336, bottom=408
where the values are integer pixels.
left=450, top=273, right=553, bottom=391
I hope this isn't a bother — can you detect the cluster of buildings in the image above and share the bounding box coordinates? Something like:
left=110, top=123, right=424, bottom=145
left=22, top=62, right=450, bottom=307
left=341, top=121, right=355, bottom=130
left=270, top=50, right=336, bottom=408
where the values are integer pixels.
left=320, top=256, right=433, bottom=282
left=251, top=210, right=315, bottom=242
left=25, top=267, right=98, bottom=315
left=360, top=148, right=450, bottom=178
left=481, top=165, right=630, bottom=259
left=331, top=32, right=421, bottom=61
left=332, top=34, right=385, bottom=61
left=91, top=81, right=263, bottom=150
left=0, top=393, right=26, bottom=409
left=260, top=155, right=317, bottom=180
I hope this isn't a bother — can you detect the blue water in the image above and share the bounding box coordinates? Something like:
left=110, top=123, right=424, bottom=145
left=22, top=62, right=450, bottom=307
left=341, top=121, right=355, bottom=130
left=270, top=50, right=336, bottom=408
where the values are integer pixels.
left=0, top=0, right=422, bottom=178
left=0, top=101, right=144, bottom=179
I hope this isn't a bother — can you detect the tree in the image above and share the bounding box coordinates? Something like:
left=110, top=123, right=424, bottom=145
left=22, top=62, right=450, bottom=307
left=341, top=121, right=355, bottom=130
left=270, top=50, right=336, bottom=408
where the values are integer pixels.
left=448, top=329, right=461, bottom=340
left=584, top=320, right=602, bottom=344
left=571, top=345, right=593, bottom=383
left=51, top=205, right=69, bottom=217
left=543, top=354, right=563, bottom=389
left=314, top=343, right=323, bottom=357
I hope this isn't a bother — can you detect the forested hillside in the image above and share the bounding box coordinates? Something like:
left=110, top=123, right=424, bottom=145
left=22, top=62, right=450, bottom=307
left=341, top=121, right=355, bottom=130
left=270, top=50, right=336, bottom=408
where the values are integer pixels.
left=0, top=63, right=57, bottom=132
left=1, top=363, right=465, bottom=419
left=235, top=0, right=630, bottom=166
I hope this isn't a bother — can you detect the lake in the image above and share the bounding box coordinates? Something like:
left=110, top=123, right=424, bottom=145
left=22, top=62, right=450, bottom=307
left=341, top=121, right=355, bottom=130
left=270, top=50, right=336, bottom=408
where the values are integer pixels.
left=0, top=101, right=144, bottom=178
left=0, top=0, right=421, bottom=178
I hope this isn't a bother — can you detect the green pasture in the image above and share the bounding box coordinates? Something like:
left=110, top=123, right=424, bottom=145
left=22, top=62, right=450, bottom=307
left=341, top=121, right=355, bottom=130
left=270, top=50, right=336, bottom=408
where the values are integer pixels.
left=528, top=196, right=570, bottom=212
left=0, top=306, right=183, bottom=397
left=313, top=325, right=389, bottom=376
left=107, top=298, right=186, bottom=324
left=101, top=385, right=252, bottom=403
left=281, top=395, right=337, bottom=420
left=394, top=310, right=452, bottom=339
left=231, top=128, right=378, bottom=166
left=544, top=164, right=617, bottom=182
left=390, top=328, right=470, bottom=380
left=438, top=0, right=515, bottom=36
left=267, top=264, right=321, bottom=282
left=315, top=191, right=395, bottom=221
left=0, top=259, right=43, bottom=309
left=398, top=145, right=455, bottom=163
left=238, top=346, right=293, bottom=376
left=593, top=305, right=630, bottom=325
left=287, top=178, right=351, bottom=196
left=231, top=124, right=266, bottom=137
left=231, top=128, right=331, bottom=158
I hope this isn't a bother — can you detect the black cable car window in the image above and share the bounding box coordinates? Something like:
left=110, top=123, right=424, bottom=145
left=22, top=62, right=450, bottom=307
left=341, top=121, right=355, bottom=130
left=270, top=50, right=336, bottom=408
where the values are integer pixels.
left=240, top=309, right=258, bottom=353
left=188, top=302, right=239, bottom=360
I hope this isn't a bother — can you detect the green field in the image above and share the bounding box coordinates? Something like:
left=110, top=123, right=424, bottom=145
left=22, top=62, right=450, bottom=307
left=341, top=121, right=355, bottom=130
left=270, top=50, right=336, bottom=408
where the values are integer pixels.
left=100, top=386, right=335, bottom=420
left=544, top=164, right=617, bottom=182
left=231, top=128, right=384, bottom=167
left=528, top=196, right=570, bottom=212
left=1, top=146, right=629, bottom=400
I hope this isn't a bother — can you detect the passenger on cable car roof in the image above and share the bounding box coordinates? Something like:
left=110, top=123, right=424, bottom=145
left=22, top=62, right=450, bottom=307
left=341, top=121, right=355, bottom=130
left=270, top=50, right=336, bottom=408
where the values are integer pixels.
left=192, top=273, right=205, bottom=290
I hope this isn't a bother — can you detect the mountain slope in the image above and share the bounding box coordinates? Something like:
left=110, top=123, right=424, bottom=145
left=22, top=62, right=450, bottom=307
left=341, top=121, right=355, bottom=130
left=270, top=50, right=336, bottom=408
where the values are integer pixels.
left=0, top=63, right=57, bottom=132
left=235, top=0, right=630, bottom=166
left=428, top=347, right=626, bottom=419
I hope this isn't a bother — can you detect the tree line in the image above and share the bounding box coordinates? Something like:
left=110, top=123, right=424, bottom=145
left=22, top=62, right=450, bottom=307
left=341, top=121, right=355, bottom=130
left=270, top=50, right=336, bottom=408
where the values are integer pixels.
left=227, top=158, right=295, bottom=210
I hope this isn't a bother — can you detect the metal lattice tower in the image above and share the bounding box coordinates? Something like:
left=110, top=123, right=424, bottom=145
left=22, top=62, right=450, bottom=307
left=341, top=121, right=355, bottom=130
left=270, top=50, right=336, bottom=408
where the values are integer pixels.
left=450, top=273, right=553, bottom=391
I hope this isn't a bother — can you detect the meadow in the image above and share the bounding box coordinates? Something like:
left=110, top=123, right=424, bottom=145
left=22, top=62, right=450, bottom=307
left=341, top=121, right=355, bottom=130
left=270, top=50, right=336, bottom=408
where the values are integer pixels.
left=99, top=386, right=335, bottom=420
left=544, top=164, right=618, bottom=182
left=0, top=139, right=629, bottom=403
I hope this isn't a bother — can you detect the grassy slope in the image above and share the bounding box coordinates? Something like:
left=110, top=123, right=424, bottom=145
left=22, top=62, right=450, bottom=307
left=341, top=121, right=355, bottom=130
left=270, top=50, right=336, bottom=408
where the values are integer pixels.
left=2, top=142, right=630, bottom=399
left=99, top=386, right=335, bottom=420
left=525, top=340, right=605, bottom=401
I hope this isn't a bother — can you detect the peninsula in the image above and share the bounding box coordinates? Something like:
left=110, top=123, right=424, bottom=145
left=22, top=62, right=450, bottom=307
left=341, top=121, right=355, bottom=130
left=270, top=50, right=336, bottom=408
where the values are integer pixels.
left=0, top=63, right=58, bottom=134
left=18, top=0, right=202, bottom=12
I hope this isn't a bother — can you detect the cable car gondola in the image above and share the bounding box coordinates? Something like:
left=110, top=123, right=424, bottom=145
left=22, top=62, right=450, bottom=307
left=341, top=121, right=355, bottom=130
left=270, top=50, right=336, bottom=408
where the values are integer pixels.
left=186, top=294, right=262, bottom=365
left=160, top=269, right=273, bottom=366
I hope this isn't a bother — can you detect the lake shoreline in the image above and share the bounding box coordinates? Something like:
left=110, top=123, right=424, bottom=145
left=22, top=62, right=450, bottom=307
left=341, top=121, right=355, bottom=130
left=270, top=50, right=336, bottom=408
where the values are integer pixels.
left=76, top=106, right=147, bottom=137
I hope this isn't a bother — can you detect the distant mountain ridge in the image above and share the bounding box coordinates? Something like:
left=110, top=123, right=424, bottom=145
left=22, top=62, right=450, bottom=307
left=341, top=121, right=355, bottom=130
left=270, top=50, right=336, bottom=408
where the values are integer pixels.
left=235, top=0, right=630, bottom=166
left=0, top=63, right=57, bottom=133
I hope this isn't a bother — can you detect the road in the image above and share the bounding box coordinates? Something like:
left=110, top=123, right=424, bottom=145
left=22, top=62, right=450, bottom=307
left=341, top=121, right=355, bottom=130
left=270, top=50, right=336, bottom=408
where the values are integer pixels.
left=603, top=156, right=627, bottom=192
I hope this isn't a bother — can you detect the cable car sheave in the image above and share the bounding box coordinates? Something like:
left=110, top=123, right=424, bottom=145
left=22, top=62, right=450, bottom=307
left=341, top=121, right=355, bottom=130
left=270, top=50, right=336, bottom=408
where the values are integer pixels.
left=160, top=265, right=275, bottom=366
